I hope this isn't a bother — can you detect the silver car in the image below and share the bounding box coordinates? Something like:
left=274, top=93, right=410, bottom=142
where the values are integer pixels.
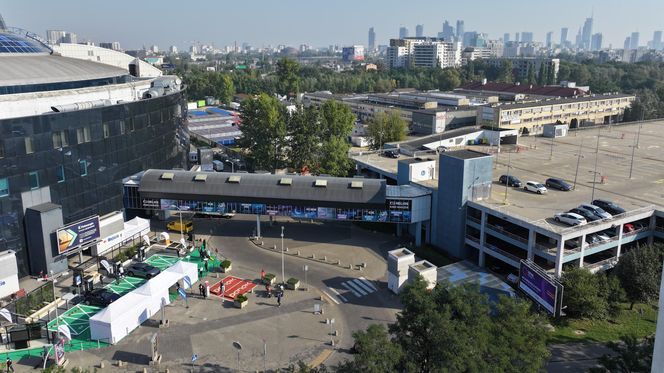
left=577, top=203, right=612, bottom=220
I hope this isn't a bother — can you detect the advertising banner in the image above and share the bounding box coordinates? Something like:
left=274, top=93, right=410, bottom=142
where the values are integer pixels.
left=54, top=339, right=65, bottom=365
left=518, top=261, right=558, bottom=314
left=387, top=199, right=412, bottom=211
left=56, top=216, right=100, bottom=254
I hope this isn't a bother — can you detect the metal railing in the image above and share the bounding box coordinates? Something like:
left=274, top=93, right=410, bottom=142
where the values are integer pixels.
left=485, top=222, right=528, bottom=244
left=484, top=242, right=522, bottom=264
left=466, top=216, right=481, bottom=224
left=465, top=234, right=480, bottom=243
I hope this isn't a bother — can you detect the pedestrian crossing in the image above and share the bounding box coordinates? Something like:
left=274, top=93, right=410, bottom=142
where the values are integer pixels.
left=341, top=277, right=377, bottom=298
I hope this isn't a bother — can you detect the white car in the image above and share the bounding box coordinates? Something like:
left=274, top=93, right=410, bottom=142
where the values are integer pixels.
left=577, top=203, right=612, bottom=220
left=554, top=212, right=587, bottom=226
left=524, top=181, right=547, bottom=194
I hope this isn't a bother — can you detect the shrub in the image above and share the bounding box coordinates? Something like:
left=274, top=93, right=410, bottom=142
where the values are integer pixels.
left=287, top=277, right=299, bottom=285
left=221, top=260, right=232, bottom=269
left=264, top=273, right=275, bottom=281
left=235, top=294, right=248, bottom=303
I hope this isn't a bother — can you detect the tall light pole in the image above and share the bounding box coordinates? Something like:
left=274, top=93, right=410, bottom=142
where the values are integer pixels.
left=591, top=126, right=601, bottom=202
left=175, top=206, right=184, bottom=240
left=503, top=150, right=512, bottom=204
left=573, top=139, right=583, bottom=190
left=280, top=226, right=285, bottom=285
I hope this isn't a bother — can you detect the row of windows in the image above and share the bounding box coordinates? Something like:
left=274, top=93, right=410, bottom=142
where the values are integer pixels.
left=0, top=161, right=89, bottom=197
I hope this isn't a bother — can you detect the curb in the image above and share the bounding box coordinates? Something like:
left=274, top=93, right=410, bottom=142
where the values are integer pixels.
left=248, top=238, right=362, bottom=272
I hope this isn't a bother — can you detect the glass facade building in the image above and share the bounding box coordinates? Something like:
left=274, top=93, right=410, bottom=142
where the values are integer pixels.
left=0, top=92, right=188, bottom=275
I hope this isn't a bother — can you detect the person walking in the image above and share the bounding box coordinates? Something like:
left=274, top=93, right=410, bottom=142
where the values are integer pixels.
left=198, top=283, right=204, bottom=298
left=204, top=257, right=209, bottom=272
left=276, top=291, right=282, bottom=307
left=260, top=269, right=266, bottom=281
left=6, top=357, right=14, bottom=372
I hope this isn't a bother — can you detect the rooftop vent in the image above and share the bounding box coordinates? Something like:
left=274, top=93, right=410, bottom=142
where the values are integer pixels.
left=194, top=174, right=207, bottom=182
left=350, top=181, right=364, bottom=189
left=160, top=172, right=174, bottom=180
left=228, top=175, right=241, bottom=183
left=279, top=177, right=293, bottom=186
left=314, top=179, right=328, bottom=187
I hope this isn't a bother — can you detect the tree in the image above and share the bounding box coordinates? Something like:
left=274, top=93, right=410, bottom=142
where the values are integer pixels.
left=287, top=105, right=320, bottom=172
left=497, top=60, right=514, bottom=83
left=614, top=244, right=664, bottom=309
left=366, top=111, right=407, bottom=149
left=537, top=63, right=547, bottom=85
left=336, top=324, right=402, bottom=373
left=526, top=65, right=536, bottom=85
left=560, top=267, right=609, bottom=319
left=215, top=74, right=235, bottom=105
left=589, top=335, right=654, bottom=373
left=437, top=68, right=461, bottom=90
left=238, top=93, right=287, bottom=171
left=276, top=57, right=301, bottom=97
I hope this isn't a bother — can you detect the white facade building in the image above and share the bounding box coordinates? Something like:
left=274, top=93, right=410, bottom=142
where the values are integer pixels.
left=52, top=43, right=162, bottom=77
left=387, top=38, right=461, bottom=69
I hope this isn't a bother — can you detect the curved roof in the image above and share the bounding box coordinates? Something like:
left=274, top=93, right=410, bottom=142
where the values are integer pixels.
left=0, top=32, right=49, bottom=54
left=0, top=53, right=128, bottom=87
left=137, top=169, right=387, bottom=208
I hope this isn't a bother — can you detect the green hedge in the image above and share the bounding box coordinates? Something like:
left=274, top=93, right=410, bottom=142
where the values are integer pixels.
left=235, top=294, right=248, bottom=303
left=221, top=260, right=232, bottom=269
left=287, top=277, right=299, bottom=285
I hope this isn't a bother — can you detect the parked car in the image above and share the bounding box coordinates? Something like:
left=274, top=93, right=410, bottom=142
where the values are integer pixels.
left=554, top=212, right=587, bottom=226
left=167, top=220, right=194, bottom=233
left=383, top=150, right=399, bottom=158
left=568, top=208, right=601, bottom=222
left=221, top=212, right=236, bottom=219
left=591, top=199, right=626, bottom=216
left=600, top=228, right=617, bottom=238
left=595, top=231, right=611, bottom=241
left=498, top=175, right=522, bottom=187
left=125, top=262, right=161, bottom=279
left=545, top=178, right=572, bottom=191
left=84, top=289, right=121, bottom=307
left=577, top=203, right=612, bottom=219
left=524, top=181, right=547, bottom=194
left=586, top=234, right=602, bottom=245
left=437, top=146, right=449, bottom=153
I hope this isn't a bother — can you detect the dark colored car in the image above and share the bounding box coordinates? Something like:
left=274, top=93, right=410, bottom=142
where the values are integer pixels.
left=126, top=262, right=161, bottom=279
left=568, top=207, right=601, bottom=222
left=84, top=289, right=121, bottom=307
left=498, top=175, right=522, bottom=187
left=383, top=150, right=400, bottom=158
left=592, top=199, right=626, bottom=216
left=545, top=178, right=572, bottom=191
left=585, top=234, right=602, bottom=245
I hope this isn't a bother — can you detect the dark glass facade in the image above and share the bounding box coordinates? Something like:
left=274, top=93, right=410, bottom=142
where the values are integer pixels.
left=0, top=91, right=188, bottom=275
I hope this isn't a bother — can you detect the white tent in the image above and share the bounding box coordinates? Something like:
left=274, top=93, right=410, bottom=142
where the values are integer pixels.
left=89, top=291, right=167, bottom=344
left=88, top=261, right=198, bottom=344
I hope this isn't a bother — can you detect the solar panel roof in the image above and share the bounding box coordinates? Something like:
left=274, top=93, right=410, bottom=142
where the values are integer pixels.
left=0, top=33, right=48, bottom=54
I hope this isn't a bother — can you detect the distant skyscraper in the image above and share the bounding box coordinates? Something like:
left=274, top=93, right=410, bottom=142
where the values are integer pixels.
left=653, top=31, right=663, bottom=50
left=581, top=17, right=593, bottom=49
left=503, top=33, right=510, bottom=43
left=591, top=33, right=603, bottom=51
left=515, top=32, right=520, bottom=43
left=441, top=21, right=455, bottom=41
left=575, top=28, right=583, bottom=48
left=521, top=32, right=534, bottom=43
left=46, top=30, right=66, bottom=45
left=399, top=26, right=409, bottom=39
left=545, top=31, right=553, bottom=48
left=560, top=27, right=568, bottom=46
left=416, top=24, right=424, bottom=38
left=624, top=37, right=631, bottom=50
left=368, top=27, right=376, bottom=51
left=456, top=20, right=464, bottom=39
left=630, top=32, right=640, bottom=49
left=62, top=32, right=77, bottom=44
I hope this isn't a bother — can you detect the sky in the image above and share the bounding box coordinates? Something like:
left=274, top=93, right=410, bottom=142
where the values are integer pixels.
left=2, top=0, right=663, bottom=50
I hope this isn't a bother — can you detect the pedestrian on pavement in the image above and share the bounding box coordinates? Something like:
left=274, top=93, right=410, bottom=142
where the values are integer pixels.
left=204, top=257, right=209, bottom=272
left=277, top=291, right=282, bottom=307
left=260, top=269, right=266, bottom=281
left=199, top=283, right=204, bottom=298
left=6, top=357, right=14, bottom=372
left=198, top=267, right=203, bottom=279
left=176, top=281, right=181, bottom=291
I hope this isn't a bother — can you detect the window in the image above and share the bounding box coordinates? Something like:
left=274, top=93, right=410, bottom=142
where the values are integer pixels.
left=28, top=171, right=39, bottom=190
left=24, top=137, right=34, bottom=154
left=103, top=123, right=110, bottom=138
left=0, top=141, right=5, bottom=158
left=0, top=178, right=8, bottom=197
left=128, top=119, right=135, bottom=132
left=52, top=131, right=68, bottom=148
left=56, top=165, right=65, bottom=183
left=79, top=160, right=88, bottom=176
left=119, top=120, right=126, bottom=135
left=77, top=127, right=91, bottom=143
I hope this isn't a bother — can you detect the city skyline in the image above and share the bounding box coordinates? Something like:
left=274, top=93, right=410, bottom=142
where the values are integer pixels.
left=3, top=0, right=664, bottom=50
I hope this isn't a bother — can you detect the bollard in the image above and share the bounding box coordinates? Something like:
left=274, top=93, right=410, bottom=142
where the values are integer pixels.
left=361, top=262, right=367, bottom=268
left=347, top=264, right=352, bottom=269
left=99, top=361, right=105, bottom=369
left=285, top=247, right=289, bottom=252
left=117, top=360, right=124, bottom=367
left=311, top=254, right=316, bottom=259
left=322, top=256, right=327, bottom=261
left=273, top=244, right=277, bottom=250
left=336, top=260, right=341, bottom=265
left=333, top=330, right=339, bottom=336
left=143, top=368, right=148, bottom=373
left=296, top=250, right=300, bottom=256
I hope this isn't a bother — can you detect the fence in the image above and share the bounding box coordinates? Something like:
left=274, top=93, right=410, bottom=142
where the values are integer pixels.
left=4, top=281, right=55, bottom=320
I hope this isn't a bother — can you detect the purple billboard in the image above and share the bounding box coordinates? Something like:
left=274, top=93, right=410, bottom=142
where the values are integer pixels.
left=518, top=261, right=558, bottom=314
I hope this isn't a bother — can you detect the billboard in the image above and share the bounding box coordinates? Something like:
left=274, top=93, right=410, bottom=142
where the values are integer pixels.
left=518, top=260, right=560, bottom=315
left=56, top=216, right=101, bottom=254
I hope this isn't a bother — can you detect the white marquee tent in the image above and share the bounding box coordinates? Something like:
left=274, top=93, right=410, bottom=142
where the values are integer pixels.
left=89, top=260, right=199, bottom=344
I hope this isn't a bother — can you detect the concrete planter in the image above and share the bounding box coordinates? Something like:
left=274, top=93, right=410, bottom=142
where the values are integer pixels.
left=233, top=299, right=248, bottom=309
left=286, top=279, right=300, bottom=290
left=262, top=274, right=276, bottom=285
left=221, top=264, right=232, bottom=273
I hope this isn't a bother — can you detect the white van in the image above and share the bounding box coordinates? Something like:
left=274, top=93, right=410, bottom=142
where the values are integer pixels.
left=212, top=160, right=224, bottom=172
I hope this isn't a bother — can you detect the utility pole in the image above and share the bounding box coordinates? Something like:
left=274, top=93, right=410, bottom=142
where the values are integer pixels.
left=503, top=150, right=511, bottom=204
left=281, top=226, right=285, bottom=285
left=591, top=126, right=601, bottom=202
left=573, top=139, right=583, bottom=190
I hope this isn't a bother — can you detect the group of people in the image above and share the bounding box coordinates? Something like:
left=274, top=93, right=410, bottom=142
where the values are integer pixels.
left=261, top=269, right=284, bottom=307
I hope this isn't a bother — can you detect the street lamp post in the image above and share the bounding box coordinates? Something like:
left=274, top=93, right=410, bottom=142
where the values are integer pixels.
left=175, top=206, right=184, bottom=241
left=591, top=126, right=601, bottom=202
left=573, top=140, right=583, bottom=190
left=280, top=226, right=285, bottom=285
left=503, top=150, right=512, bottom=204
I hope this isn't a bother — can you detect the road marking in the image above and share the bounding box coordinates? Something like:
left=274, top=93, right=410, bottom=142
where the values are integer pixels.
left=354, top=278, right=376, bottom=293
left=343, top=281, right=367, bottom=296
left=358, top=277, right=378, bottom=291
left=321, top=290, right=340, bottom=305
left=340, top=282, right=361, bottom=297
left=328, top=287, right=348, bottom=303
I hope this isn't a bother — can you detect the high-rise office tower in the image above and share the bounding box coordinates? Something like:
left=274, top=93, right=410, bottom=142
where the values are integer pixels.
left=560, top=27, right=568, bottom=46
left=368, top=27, right=376, bottom=51
left=581, top=17, right=593, bottom=49
left=591, top=33, right=602, bottom=51
left=456, top=20, right=464, bottom=39
left=503, top=33, right=510, bottom=43
left=399, top=26, right=409, bottom=39
left=575, top=28, right=583, bottom=48
left=653, top=31, right=663, bottom=50
left=545, top=31, right=553, bottom=48
left=416, top=24, right=424, bottom=38
left=624, top=37, right=631, bottom=50
left=630, top=32, right=640, bottom=49
left=441, top=21, right=455, bottom=41
left=62, top=32, right=77, bottom=44
left=515, top=32, right=520, bottom=43
left=521, top=32, right=534, bottom=43
left=46, top=30, right=67, bottom=45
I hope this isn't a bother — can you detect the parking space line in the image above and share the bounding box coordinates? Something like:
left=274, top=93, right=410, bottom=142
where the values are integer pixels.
left=328, top=287, right=348, bottom=303
left=341, top=281, right=364, bottom=297
left=358, top=277, right=378, bottom=291
left=321, top=290, right=340, bottom=305
left=354, top=278, right=376, bottom=294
